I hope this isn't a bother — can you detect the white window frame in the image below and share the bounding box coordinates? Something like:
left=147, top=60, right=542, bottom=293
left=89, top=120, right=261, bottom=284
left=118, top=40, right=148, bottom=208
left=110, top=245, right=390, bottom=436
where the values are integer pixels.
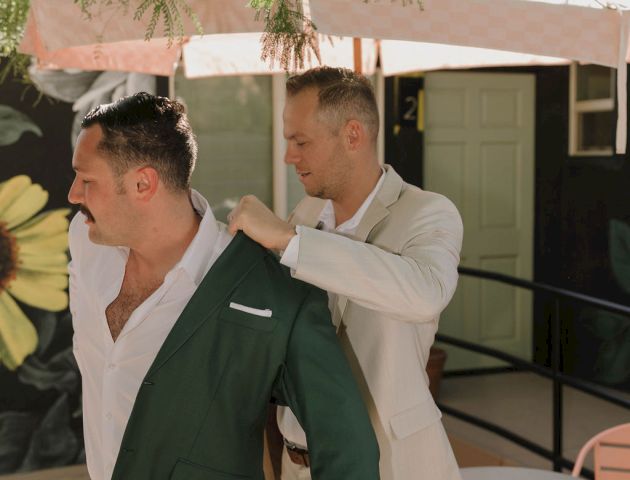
left=569, top=62, right=615, bottom=157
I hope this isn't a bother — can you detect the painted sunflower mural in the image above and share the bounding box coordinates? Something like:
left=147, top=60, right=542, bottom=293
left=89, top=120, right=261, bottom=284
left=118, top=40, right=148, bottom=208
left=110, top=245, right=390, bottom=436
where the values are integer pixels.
left=0, top=92, right=83, bottom=473
left=0, top=175, right=70, bottom=370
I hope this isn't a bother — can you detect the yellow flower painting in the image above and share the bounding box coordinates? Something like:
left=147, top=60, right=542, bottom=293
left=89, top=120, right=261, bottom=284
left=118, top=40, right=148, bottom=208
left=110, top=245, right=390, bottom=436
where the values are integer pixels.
left=0, top=175, right=70, bottom=370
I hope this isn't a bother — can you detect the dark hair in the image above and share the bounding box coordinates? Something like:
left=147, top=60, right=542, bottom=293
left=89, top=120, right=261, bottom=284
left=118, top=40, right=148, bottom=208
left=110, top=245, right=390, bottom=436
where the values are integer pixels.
left=81, top=92, right=197, bottom=191
left=286, top=67, right=379, bottom=143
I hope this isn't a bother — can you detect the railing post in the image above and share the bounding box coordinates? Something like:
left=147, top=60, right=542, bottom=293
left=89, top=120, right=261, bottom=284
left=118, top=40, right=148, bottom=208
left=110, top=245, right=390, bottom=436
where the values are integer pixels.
left=552, top=298, right=563, bottom=471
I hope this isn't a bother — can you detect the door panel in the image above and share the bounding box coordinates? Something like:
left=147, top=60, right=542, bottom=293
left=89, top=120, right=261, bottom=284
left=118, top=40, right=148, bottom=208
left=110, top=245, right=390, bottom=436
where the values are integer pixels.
left=424, top=72, right=535, bottom=370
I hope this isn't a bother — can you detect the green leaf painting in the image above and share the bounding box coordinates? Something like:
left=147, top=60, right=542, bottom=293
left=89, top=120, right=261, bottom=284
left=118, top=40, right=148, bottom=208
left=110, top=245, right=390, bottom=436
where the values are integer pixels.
left=19, top=394, right=79, bottom=470
left=582, top=309, right=630, bottom=384
left=584, top=218, right=630, bottom=385
left=610, top=219, right=630, bottom=293
left=0, top=105, right=42, bottom=147
left=0, top=411, right=37, bottom=472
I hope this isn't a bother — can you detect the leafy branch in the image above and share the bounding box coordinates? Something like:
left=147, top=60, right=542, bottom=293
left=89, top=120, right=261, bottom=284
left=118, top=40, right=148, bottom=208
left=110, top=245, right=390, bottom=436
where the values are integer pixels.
left=75, top=0, right=203, bottom=47
left=364, top=0, right=424, bottom=7
left=0, top=0, right=30, bottom=82
left=0, top=0, right=30, bottom=57
left=249, top=0, right=423, bottom=71
left=250, top=0, right=320, bottom=71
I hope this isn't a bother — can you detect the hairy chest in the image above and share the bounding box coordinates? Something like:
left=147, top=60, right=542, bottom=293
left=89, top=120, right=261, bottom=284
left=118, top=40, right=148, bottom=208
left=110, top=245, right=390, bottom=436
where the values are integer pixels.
left=106, top=277, right=163, bottom=341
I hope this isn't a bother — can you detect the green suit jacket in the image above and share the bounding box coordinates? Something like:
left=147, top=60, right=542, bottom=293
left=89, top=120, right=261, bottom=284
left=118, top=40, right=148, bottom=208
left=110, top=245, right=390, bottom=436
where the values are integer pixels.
left=110, top=232, right=379, bottom=480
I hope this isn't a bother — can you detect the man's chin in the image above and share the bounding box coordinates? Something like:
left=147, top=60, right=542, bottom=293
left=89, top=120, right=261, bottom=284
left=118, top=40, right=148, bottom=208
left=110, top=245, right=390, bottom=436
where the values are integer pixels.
left=303, top=184, right=323, bottom=199
left=86, top=227, right=107, bottom=245
left=306, top=188, right=326, bottom=200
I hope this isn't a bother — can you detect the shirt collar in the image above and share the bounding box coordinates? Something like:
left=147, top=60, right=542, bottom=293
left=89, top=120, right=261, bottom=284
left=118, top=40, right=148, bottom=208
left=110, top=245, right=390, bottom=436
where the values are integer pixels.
left=319, top=167, right=386, bottom=234
left=171, top=189, right=220, bottom=286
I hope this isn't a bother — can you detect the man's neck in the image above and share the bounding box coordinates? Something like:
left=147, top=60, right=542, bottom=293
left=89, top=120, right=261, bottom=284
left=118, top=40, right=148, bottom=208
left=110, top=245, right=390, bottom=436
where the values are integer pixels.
left=126, top=200, right=201, bottom=283
left=332, top=163, right=383, bottom=227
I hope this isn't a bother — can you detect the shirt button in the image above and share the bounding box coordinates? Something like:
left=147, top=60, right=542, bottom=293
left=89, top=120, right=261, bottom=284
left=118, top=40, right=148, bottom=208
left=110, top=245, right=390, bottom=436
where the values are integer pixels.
left=108, top=363, right=116, bottom=370
left=106, top=412, right=113, bottom=420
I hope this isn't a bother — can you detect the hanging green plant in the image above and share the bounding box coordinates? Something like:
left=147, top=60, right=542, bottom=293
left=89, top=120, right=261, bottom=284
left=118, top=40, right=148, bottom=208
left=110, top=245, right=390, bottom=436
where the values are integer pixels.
left=370, top=0, right=424, bottom=7
left=250, top=0, right=320, bottom=71
left=385, top=0, right=423, bottom=7
left=0, top=0, right=31, bottom=83
left=0, top=0, right=30, bottom=58
left=74, top=0, right=203, bottom=47
left=249, top=0, right=423, bottom=71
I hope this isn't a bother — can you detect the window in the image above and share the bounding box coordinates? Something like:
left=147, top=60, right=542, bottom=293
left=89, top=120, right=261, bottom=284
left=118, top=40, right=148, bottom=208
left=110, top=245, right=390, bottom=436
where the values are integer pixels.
left=569, top=62, right=615, bottom=156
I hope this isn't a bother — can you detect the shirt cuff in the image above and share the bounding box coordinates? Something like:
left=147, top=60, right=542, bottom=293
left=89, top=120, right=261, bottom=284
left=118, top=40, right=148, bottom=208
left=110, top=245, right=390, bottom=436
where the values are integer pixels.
left=280, top=226, right=301, bottom=270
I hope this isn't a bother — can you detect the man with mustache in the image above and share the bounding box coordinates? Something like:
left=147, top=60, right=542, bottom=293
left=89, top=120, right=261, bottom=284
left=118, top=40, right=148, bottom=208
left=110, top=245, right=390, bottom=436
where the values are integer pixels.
left=229, top=67, right=463, bottom=480
left=67, top=92, right=379, bottom=480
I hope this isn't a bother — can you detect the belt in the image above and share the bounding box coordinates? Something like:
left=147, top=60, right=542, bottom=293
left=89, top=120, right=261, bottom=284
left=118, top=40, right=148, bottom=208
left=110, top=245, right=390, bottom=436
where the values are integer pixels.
left=283, top=438, right=310, bottom=467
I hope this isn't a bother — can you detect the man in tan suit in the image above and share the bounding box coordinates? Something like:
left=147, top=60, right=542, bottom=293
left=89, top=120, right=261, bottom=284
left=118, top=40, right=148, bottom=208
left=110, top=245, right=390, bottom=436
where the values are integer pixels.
left=229, top=67, right=463, bottom=480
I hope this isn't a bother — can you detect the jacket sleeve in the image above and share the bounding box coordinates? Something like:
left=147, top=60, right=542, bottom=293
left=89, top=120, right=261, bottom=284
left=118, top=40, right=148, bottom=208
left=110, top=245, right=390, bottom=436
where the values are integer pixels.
left=274, top=287, right=380, bottom=480
left=292, top=195, right=463, bottom=322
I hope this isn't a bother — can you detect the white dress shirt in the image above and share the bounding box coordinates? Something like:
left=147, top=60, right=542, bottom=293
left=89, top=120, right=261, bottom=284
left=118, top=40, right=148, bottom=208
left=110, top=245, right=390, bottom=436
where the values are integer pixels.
left=68, top=190, right=232, bottom=480
left=278, top=170, right=385, bottom=447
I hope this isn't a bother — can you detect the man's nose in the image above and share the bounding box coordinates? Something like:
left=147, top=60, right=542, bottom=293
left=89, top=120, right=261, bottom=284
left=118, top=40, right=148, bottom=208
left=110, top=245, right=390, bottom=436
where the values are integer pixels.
left=284, top=146, right=299, bottom=165
left=67, top=178, right=83, bottom=205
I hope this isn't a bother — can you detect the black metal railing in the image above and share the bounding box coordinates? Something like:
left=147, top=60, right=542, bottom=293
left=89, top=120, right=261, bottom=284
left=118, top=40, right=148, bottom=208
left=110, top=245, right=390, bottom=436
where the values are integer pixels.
left=435, top=266, right=630, bottom=477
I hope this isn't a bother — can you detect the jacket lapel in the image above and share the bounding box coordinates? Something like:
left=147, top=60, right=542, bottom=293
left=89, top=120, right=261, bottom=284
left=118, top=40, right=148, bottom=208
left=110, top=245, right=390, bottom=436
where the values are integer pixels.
left=289, top=166, right=405, bottom=326
left=334, top=166, right=404, bottom=324
left=146, top=231, right=264, bottom=377
left=355, top=165, right=404, bottom=242
left=288, top=196, right=326, bottom=228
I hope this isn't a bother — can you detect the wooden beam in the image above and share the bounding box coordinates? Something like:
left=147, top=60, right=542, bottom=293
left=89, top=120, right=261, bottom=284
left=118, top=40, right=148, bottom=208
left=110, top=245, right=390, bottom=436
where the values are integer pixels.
left=353, top=37, right=362, bottom=74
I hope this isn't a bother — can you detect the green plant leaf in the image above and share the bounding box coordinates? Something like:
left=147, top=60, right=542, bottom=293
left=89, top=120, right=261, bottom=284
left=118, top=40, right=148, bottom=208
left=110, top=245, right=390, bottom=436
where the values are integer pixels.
left=0, top=411, right=37, bottom=473
left=582, top=308, right=630, bottom=384
left=0, top=0, right=30, bottom=57
left=610, top=219, right=630, bottom=293
left=19, top=394, right=79, bottom=470
left=594, top=329, right=630, bottom=384
left=18, top=347, right=79, bottom=394
left=582, top=308, right=629, bottom=341
left=0, top=105, right=42, bottom=147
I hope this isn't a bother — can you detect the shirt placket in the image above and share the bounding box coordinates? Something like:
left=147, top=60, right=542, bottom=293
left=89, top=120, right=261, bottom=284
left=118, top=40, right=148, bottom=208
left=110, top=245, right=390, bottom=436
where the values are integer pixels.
left=101, top=323, right=119, bottom=480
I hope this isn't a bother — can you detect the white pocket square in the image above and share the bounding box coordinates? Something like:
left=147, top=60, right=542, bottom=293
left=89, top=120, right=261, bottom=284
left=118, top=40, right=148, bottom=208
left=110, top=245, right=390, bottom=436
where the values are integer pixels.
left=229, top=302, right=272, bottom=318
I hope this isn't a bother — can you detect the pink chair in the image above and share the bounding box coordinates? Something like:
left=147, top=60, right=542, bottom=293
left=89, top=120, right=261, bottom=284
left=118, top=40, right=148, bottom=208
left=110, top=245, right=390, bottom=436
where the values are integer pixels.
left=572, top=423, right=630, bottom=479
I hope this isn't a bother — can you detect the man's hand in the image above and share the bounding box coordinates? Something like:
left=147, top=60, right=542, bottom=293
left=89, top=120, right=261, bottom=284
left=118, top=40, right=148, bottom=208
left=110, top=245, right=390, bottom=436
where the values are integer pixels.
left=228, top=195, right=296, bottom=251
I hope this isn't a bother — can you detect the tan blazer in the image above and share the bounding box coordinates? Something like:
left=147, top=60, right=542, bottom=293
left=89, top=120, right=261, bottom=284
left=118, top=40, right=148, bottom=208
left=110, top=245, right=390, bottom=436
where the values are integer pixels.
left=288, top=165, right=463, bottom=480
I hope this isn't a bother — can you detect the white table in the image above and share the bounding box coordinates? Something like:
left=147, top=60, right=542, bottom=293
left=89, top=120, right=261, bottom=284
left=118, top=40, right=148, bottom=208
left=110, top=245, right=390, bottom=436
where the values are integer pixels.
left=461, top=467, right=575, bottom=480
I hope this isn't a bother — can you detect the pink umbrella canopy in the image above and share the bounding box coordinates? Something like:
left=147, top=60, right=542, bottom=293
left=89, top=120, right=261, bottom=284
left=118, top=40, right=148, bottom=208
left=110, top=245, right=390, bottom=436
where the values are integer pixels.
left=19, top=0, right=266, bottom=76
left=310, top=0, right=624, bottom=67
left=18, top=0, right=630, bottom=151
left=308, top=0, right=630, bottom=153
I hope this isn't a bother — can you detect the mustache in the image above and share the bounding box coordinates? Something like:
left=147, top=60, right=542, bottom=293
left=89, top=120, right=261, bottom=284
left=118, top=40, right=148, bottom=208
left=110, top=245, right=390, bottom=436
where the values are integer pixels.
left=79, top=205, right=94, bottom=221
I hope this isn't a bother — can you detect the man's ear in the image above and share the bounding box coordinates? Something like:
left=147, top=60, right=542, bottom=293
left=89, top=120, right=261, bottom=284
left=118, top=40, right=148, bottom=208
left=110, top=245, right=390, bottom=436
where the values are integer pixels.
left=343, top=119, right=365, bottom=152
left=134, top=166, right=159, bottom=200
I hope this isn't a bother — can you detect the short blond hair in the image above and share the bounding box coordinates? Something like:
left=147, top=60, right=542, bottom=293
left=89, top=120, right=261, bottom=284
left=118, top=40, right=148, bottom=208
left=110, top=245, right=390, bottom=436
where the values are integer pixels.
left=286, top=67, right=379, bottom=144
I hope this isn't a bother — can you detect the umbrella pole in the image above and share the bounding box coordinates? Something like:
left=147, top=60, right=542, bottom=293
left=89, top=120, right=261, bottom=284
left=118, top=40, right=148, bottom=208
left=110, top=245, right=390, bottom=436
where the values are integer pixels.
left=353, top=37, right=362, bottom=74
